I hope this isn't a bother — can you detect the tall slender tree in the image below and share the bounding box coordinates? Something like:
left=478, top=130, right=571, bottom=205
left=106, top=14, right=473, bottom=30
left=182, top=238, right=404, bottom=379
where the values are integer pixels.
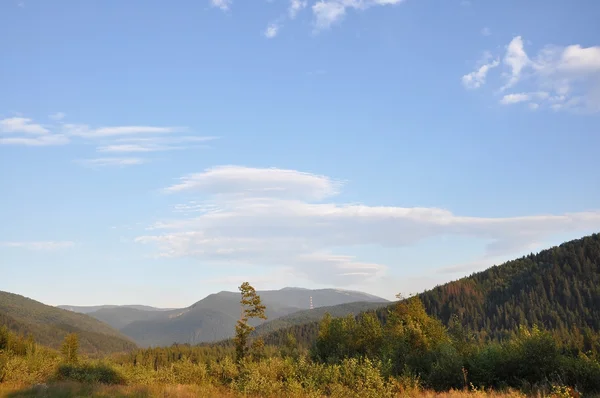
left=234, top=282, right=267, bottom=362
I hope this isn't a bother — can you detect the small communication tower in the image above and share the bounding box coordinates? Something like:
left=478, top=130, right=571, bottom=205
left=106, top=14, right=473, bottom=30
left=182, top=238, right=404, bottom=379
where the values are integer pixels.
left=309, top=296, right=313, bottom=310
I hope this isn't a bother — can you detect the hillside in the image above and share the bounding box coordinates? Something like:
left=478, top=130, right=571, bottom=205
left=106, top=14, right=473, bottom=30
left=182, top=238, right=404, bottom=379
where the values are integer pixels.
left=0, top=291, right=137, bottom=354
left=117, top=288, right=387, bottom=347
left=419, top=233, right=600, bottom=341
left=263, top=233, right=600, bottom=350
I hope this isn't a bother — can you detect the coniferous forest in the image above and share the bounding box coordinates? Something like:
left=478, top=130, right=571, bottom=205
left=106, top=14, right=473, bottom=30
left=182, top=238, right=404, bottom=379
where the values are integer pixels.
left=1, top=234, right=600, bottom=397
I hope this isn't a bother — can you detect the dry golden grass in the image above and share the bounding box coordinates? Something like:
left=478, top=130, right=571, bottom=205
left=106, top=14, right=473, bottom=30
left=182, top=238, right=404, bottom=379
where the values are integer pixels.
left=0, top=382, right=532, bottom=398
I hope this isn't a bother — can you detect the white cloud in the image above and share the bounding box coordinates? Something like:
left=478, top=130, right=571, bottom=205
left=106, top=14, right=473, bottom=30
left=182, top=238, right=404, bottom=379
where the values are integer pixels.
left=164, top=165, right=341, bottom=200
left=312, top=0, right=405, bottom=31
left=502, top=36, right=530, bottom=90
left=0, top=135, right=69, bottom=146
left=49, top=112, right=66, bottom=121
left=65, top=125, right=183, bottom=138
left=462, top=54, right=500, bottom=89
left=500, top=91, right=548, bottom=105
left=0, top=114, right=209, bottom=157
left=264, top=23, right=280, bottom=39
left=116, top=136, right=216, bottom=144
left=289, top=0, right=308, bottom=18
left=137, top=166, right=600, bottom=286
left=0, top=117, right=49, bottom=135
left=463, top=36, right=600, bottom=112
left=0, top=117, right=67, bottom=145
left=500, top=93, right=531, bottom=104
left=77, top=158, right=145, bottom=167
left=481, top=27, right=491, bottom=36
left=211, top=0, right=231, bottom=11
left=97, top=144, right=182, bottom=153
left=0, top=241, right=74, bottom=250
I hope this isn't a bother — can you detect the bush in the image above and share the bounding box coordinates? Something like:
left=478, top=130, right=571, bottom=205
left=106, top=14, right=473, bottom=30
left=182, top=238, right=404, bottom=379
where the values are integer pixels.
left=558, top=353, right=600, bottom=394
left=56, top=362, right=125, bottom=385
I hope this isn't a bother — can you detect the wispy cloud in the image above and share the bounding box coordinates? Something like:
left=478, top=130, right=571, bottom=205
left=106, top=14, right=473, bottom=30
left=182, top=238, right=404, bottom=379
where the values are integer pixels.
left=0, top=135, right=69, bottom=146
left=500, top=91, right=548, bottom=105
left=76, top=158, right=145, bottom=167
left=211, top=0, right=231, bottom=11
left=0, top=114, right=214, bottom=162
left=289, top=0, right=308, bottom=18
left=65, top=125, right=184, bottom=138
left=49, top=112, right=66, bottom=121
left=137, top=166, right=600, bottom=286
left=0, top=117, right=49, bottom=135
left=97, top=144, right=182, bottom=153
left=463, top=36, right=600, bottom=112
left=0, top=241, right=75, bottom=250
left=462, top=53, right=500, bottom=89
left=264, top=23, right=280, bottom=39
left=502, top=36, right=530, bottom=90
left=312, top=0, right=405, bottom=31
left=481, top=27, right=491, bottom=36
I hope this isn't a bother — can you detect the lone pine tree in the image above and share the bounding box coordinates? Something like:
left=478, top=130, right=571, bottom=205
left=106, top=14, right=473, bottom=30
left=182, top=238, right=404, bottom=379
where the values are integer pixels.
left=234, top=282, right=267, bottom=362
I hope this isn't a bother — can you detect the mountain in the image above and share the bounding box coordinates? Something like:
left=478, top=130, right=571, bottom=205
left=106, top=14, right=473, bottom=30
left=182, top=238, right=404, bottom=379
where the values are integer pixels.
left=84, top=307, right=168, bottom=330
left=58, top=304, right=172, bottom=314
left=262, top=233, right=600, bottom=350
left=0, top=291, right=136, bottom=354
left=117, top=288, right=387, bottom=347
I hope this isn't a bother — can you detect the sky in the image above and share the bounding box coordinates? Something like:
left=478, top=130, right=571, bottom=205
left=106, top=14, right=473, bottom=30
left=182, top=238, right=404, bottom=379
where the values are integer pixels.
left=1, top=0, right=600, bottom=308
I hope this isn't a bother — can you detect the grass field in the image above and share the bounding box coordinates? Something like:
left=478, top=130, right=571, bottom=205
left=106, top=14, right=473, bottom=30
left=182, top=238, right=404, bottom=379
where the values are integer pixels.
left=0, top=382, right=535, bottom=398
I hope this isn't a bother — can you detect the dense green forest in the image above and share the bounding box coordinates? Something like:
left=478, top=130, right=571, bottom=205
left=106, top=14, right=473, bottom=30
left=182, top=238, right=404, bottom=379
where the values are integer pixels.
left=261, top=234, right=600, bottom=356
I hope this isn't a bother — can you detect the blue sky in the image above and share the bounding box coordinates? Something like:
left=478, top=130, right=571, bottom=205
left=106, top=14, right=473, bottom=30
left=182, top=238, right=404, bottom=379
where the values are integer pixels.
left=1, top=0, right=599, bottom=307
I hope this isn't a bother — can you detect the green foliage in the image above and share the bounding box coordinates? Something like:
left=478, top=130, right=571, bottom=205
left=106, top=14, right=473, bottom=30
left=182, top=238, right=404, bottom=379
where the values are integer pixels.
left=61, top=333, right=79, bottom=364
left=57, top=362, right=125, bottom=384
left=234, top=282, right=267, bottom=362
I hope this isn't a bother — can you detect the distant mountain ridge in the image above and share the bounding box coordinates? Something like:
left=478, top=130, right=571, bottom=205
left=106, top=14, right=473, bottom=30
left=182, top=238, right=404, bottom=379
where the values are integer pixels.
left=62, top=287, right=387, bottom=347
left=58, top=304, right=173, bottom=314
left=0, top=291, right=136, bottom=354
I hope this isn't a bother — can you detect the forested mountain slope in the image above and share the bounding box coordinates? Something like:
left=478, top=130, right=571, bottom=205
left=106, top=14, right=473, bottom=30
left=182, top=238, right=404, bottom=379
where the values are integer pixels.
left=0, top=291, right=137, bottom=354
left=420, top=233, right=600, bottom=341
left=263, top=233, right=600, bottom=349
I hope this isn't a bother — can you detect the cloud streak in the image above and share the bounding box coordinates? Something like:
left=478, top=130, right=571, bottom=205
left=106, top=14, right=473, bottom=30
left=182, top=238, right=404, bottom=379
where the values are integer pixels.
left=76, top=158, right=145, bottom=167
left=0, top=241, right=75, bottom=250
left=0, top=114, right=214, bottom=164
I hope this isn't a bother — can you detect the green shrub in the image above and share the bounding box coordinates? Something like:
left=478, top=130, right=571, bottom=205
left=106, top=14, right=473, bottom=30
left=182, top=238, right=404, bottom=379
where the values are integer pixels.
left=56, top=362, right=125, bottom=385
